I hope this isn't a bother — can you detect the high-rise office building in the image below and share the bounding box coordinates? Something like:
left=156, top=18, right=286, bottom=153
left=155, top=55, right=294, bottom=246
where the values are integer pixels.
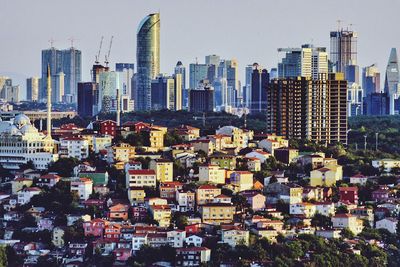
left=26, top=77, right=39, bottom=101
left=189, top=80, right=214, bottom=113
left=347, top=83, right=363, bottom=116
left=77, top=82, right=97, bottom=117
left=116, top=63, right=134, bottom=98
left=267, top=73, right=347, bottom=144
left=243, top=65, right=253, bottom=108
left=362, top=64, right=380, bottom=96
left=384, top=48, right=400, bottom=96
left=0, top=77, right=19, bottom=103
left=174, top=61, right=186, bottom=108
left=98, top=71, right=120, bottom=113
left=189, top=63, right=209, bottom=89
left=278, top=44, right=328, bottom=80
left=330, top=29, right=357, bottom=74
left=41, top=46, right=82, bottom=103
left=136, top=13, right=160, bottom=111
left=345, top=64, right=359, bottom=84
left=250, top=64, right=269, bottom=113
left=150, top=73, right=182, bottom=111
left=363, top=92, right=390, bottom=115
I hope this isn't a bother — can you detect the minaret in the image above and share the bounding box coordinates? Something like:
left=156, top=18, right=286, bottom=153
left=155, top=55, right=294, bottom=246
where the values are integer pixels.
left=46, top=64, right=52, bottom=138
left=116, top=88, right=121, bottom=126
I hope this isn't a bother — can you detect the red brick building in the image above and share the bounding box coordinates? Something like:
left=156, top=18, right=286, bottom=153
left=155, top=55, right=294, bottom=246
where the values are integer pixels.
left=339, top=186, right=358, bottom=204
left=92, top=120, right=117, bottom=137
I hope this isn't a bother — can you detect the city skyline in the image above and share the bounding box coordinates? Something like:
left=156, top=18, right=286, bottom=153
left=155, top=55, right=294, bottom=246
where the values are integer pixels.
left=1, top=0, right=400, bottom=95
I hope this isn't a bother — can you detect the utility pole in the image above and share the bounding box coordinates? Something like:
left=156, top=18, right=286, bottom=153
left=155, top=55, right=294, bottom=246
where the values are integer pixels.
left=364, top=135, right=367, bottom=151
left=375, top=132, right=378, bottom=151
left=202, top=112, right=206, bottom=127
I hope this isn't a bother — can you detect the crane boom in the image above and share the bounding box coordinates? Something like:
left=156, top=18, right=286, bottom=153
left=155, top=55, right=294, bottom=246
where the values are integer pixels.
left=104, top=35, right=114, bottom=66
left=95, top=36, right=104, bottom=64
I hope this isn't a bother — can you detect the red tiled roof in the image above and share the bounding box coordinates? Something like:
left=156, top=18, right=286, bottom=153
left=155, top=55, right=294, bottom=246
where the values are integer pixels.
left=198, top=185, right=219, bottom=190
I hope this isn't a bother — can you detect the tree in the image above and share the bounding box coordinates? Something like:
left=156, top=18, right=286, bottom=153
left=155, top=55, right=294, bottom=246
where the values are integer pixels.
left=311, top=213, right=333, bottom=228
left=336, top=205, right=349, bottom=214
left=0, top=246, right=7, bottom=267
left=341, top=228, right=355, bottom=239
left=173, top=213, right=188, bottom=230
left=48, top=157, right=79, bottom=177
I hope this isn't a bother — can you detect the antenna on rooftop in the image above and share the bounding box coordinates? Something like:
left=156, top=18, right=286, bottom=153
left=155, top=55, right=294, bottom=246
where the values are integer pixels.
left=337, top=19, right=343, bottom=31
left=48, top=38, right=56, bottom=48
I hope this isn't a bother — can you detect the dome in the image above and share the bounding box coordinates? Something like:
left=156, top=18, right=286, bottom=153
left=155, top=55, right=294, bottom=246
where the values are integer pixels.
left=14, top=114, right=31, bottom=128
left=20, top=124, right=38, bottom=135
left=8, top=125, right=20, bottom=135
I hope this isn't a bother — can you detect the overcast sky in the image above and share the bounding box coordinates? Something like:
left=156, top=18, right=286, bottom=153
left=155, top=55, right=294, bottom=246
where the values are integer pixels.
left=1, top=0, right=399, bottom=95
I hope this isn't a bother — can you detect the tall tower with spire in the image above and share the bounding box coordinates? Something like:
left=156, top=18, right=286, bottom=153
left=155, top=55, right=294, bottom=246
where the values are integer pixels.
left=384, top=48, right=399, bottom=96
left=47, top=64, right=52, bottom=138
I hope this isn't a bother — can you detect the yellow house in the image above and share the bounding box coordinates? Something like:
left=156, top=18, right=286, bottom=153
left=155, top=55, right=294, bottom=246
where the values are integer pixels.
left=12, top=178, right=33, bottom=194
left=150, top=205, right=171, bottom=227
left=149, top=159, right=173, bottom=182
left=128, top=187, right=146, bottom=205
left=143, top=127, right=165, bottom=150
left=230, top=171, right=254, bottom=192
left=198, top=164, right=226, bottom=184
left=112, top=143, right=135, bottom=162
left=310, top=164, right=343, bottom=187
left=221, top=229, right=249, bottom=247
left=200, top=203, right=235, bottom=224
left=196, top=185, right=221, bottom=205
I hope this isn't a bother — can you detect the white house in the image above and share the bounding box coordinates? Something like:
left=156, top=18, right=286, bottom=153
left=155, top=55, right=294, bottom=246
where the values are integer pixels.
left=372, top=159, right=400, bottom=172
left=376, top=217, right=398, bottom=234
left=17, top=187, right=41, bottom=205
left=167, top=230, right=186, bottom=248
left=350, top=174, right=368, bottom=185
left=185, top=234, right=203, bottom=247
left=221, top=229, right=249, bottom=247
left=315, top=202, right=335, bottom=217
left=132, top=233, right=147, bottom=251
left=70, top=178, right=93, bottom=201
left=126, top=169, right=156, bottom=188
left=93, top=135, right=112, bottom=153
left=59, top=137, right=89, bottom=160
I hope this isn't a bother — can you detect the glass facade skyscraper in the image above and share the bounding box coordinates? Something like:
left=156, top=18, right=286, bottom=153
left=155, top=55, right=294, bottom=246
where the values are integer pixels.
left=41, top=47, right=81, bottom=103
left=135, top=13, right=160, bottom=111
left=330, top=29, right=357, bottom=73
left=384, top=48, right=399, bottom=96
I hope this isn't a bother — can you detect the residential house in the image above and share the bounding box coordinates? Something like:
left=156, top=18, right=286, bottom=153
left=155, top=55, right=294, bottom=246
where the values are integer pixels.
left=149, top=159, right=173, bottom=182
left=209, top=153, right=237, bottom=170
left=265, top=182, right=303, bottom=204
left=78, top=171, right=109, bottom=186
left=176, top=247, right=211, bottom=267
left=199, top=164, right=226, bottom=184
left=221, top=229, right=249, bottom=247
left=200, top=203, right=235, bottom=224
left=150, top=205, right=171, bottom=227
left=11, top=178, right=33, bottom=194
left=350, top=173, right=368, bottom=185
left=176, top=190, right=196, bottom=212
left=331, top=214, right=364, bottom=235
left=167, top=230, right=186, bottom=248
left=372, top=158, right=400, bottom=172
left=310, top=164, right=343, bottom=187
left=128, top=187, right=146, bottom=205
left=192, top=139, right=214, bottom=156
left=245, top=150, right=271, bottom=163
left=108, top=204, right=129, bottom=221
left=92, top=120, right=117, bottom=138
left=230, top=171, right=254, bottom=192
left=17, top=187, right=41, bottom=205
left=339, top=187, right=358, bottom=204
left=185, top=234, right=203, bottom=247
left=126, top=169, right=156, bottom=188
left=372, top=186, right=391, bottom=202
left=274, top=148, right=299, bottom=164
left=104, top=223, right=121, bottom=242
left=83, top=219, right=108, bottom=237
left=174, top=125, right=200, bottom=141
left=376, top=217, right=398, bottom=234
left=240, top=191, right=266, bottom=211
left=70, top=178, right=93, bottom=201
left=59, top=137, right=89, bottom=160
left=160, top=181, right=183, bottom=200
left=196, top=185, right=222, bottom=205
left=35, top=173, right=60, bottom=188
left=246, top=157, right=261, bottom=172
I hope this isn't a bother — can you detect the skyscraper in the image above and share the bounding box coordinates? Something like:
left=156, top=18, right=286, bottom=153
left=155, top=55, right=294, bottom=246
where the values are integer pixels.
left=174, top=61, right=186, bottom=108
left=98, top=71, right=120, bottom=113
left=151, top=74, right=175, bottom=110
left=26, top=77, right=39, bottom=101
left=116, top=63, right=134, bottom=98
left=250, top=64, right=269, bottom=113
left=189, top=63, right=209, bottom=89
left=267, top=73, right=347, bottom=144
left=362, top=64, right=380, bottom=96
left=243, top=64, right=253, bottom=108
left=278, top=44, right=328, bottom=79
left=136, top=13, right=160, bottom=111
left=384, top=48, right=399, bottom=96
left=77, top=82, right=97, bottom=118
left=330, top=29, right=357, bottom=73
left=41, top=46, right=82, bottom=103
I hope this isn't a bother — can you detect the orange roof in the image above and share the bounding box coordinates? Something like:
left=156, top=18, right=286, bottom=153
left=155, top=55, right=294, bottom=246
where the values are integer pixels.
left=198, top=185, right=219, bottom=190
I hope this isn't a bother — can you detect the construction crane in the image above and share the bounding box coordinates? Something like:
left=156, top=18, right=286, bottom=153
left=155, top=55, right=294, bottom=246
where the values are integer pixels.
left=104, top=36, right=114, bottom=67
left=95, top=36, right=104, bottom=64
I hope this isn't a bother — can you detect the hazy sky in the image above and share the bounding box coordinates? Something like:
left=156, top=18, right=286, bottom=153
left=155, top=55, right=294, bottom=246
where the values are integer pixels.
left=1, top=0, right=399, bottom=95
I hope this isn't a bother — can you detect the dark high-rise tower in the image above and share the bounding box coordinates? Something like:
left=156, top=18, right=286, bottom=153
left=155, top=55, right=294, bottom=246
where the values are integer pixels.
left=250, top=63, right=269, bottom=113
left=136, top=13, right=160, bottom=111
